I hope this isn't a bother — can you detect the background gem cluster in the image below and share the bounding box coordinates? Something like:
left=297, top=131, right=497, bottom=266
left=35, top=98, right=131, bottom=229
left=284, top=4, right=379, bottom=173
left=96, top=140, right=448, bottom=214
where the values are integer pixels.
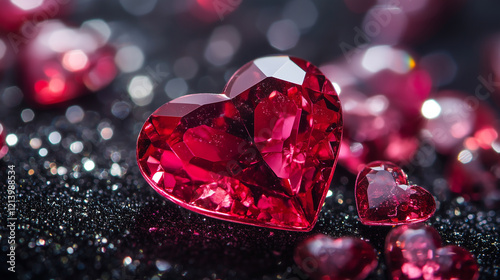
left=0, top=0, right=500, bottom=279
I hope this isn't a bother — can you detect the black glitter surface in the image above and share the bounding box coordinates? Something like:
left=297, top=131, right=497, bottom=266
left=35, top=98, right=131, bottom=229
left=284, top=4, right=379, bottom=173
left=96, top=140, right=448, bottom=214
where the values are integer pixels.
left=1, top=1, right=500, bottom=280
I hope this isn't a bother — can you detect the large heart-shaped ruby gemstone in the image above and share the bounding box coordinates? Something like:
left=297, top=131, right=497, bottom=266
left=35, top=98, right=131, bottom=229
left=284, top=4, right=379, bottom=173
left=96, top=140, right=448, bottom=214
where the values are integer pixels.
left=137, top=56, right=343, bottom=231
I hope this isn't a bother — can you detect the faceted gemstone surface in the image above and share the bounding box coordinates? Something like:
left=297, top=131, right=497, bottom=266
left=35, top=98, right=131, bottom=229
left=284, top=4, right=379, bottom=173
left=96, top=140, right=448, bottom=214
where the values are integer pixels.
left=294, top=234, right=377, bottom=280
left=20, top=20, right=117, bottom=106
left=355, top=161, right=435, bottom=225
left=386, top=224, right=479, bottom=280
left=0, top=123, right=7, bottom=159
left=137, top=56, right=343, bottom=231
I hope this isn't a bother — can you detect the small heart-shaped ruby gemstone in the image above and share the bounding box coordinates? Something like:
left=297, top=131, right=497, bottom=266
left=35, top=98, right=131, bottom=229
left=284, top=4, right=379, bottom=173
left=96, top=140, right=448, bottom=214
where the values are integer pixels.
left=386, top=224, right=479, bottom=280
left=294, top=234, right=378, bottom=280
left=137, top=56, right=343, bottom=231
left=355, top=161, right=436, bottom=225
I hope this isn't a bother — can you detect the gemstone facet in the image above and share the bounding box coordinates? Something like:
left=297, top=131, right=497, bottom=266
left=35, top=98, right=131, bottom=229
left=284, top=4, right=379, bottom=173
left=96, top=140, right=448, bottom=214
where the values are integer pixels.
left=386, top=224, right=479, bottom=280
left=137, top=56, right=343, bottom=231
left=294, top=234, right=378, bottom=280
left=355, top=161, right=436, bottom=225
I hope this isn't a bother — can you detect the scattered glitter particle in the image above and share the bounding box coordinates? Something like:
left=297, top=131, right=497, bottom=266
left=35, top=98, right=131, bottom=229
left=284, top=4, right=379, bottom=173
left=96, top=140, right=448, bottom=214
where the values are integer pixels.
left=70, top=141, right=84, bottom=154
left=48, top=131, right=62, bottom=145
left=21, top=108, right=35, bottom=122
left=6, top=134, right=18, bottom=146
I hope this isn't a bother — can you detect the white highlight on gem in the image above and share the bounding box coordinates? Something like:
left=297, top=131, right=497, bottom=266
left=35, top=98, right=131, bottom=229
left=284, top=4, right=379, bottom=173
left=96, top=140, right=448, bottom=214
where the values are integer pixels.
left=11, top=0, right=43, bottom=10
left=421, top=99, right=442, bottom=119
left=6, top=134, right=18, bottom=146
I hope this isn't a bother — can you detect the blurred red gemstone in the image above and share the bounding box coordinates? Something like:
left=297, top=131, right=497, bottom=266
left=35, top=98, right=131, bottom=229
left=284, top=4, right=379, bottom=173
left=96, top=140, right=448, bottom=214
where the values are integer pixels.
left=322, top=46, right=431, bottom=173
left=294, top=234, right=378, bottom=280
left=0, top=0, right=71, bottom=32
left=445, top=103, right=500, bottom=206
left=422, top=91, right=476, bottom=155
left=386, top=224, right=479, bottom=280
left=355, top=161, right=435, bottom=226
left=0, top=123, right=7, bottom=159
left=137, top=56, right=343, bottom=231
left=19, top=20, right=117, bottom=106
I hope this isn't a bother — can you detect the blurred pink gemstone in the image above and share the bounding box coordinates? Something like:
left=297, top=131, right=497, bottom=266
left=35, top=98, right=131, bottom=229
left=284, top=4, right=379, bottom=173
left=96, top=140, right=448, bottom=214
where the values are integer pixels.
left=19, top=20, right=117, bottom=106
left=0, top=0, right=71, bottom=31
left=137, top=56, right=343, bottom=231
left=362, top=0, right=464, bottom=44
left=0, top=123, right=7, bottom=159
left=386, top=224, right=479, bottom=280
left=422, top=91, right=476, bottom=154
left=294, top=234, right=378, bottom=280
left=322, top=46, right=430, bottom=172
left=355, top=161, right=435, bottom=226
left=446, top=103, right=500, bottom=205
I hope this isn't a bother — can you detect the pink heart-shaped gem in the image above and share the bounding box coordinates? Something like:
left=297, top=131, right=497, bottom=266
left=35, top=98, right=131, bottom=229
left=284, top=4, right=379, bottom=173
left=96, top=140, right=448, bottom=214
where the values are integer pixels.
left=355, top=161, right=436, bottom=225
left=137, top=56, right=343, bottom=231
left=386, top=224, right=479, bottom=280
left=294, top=234, right=378, bottom=280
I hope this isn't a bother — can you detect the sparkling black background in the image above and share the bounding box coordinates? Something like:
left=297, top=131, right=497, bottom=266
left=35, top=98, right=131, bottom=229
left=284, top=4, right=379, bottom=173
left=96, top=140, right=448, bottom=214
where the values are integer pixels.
left=1, top=1, right=500, bottom=279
